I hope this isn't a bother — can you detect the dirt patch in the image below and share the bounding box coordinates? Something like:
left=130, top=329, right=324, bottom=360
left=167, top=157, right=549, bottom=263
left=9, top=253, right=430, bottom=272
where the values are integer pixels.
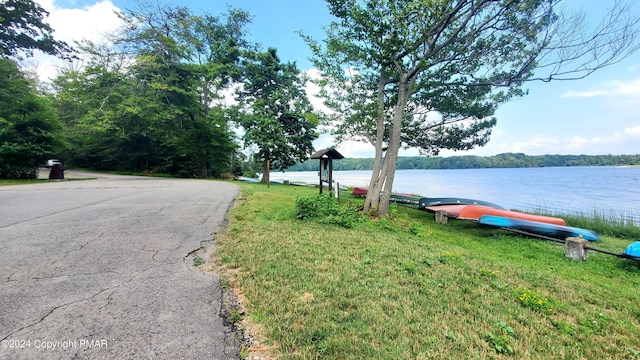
left=206, top=236, right=277, bottom=360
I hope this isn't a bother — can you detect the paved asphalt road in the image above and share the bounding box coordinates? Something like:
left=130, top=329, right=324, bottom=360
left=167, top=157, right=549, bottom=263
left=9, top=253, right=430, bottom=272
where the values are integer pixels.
left=0, top=171, right=240, bottom=359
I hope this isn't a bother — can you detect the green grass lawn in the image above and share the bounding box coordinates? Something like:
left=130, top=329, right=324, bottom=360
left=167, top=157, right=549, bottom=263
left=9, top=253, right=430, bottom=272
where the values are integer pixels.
left=217, top=182, right=640, bottom=359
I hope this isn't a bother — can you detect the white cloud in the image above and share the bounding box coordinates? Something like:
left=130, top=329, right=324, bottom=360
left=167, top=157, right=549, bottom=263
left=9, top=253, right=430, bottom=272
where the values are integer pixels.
left=561, top=78, right=640, bottom=98
left=624, top=126, right=640, bottom=136
left=41, top=1, right=122, bottom=43
left=472, top=129, right=640, bottom=156
left=304, top=68, right=331, bottom=114
left=31, top=0, right=125, bottom=81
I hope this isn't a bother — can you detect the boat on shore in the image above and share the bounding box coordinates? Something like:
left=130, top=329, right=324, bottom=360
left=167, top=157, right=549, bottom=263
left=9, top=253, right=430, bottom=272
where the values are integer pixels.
left=418, top=197, right=504, bottom=210
left=457, top=205, right=567, bottom=226
left=478, top=214, right=600, bottom=241
left=351, top=187, right=422, bottom=206
left=422, top=204, right=467, bottom=217
left=624, top=242, right=640, bottom=258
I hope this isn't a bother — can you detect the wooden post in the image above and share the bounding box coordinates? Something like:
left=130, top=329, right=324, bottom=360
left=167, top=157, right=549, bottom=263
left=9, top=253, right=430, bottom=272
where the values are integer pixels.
left=565, top=236, right=589, bottom=261
left=435, top=210, right=448, bottom=224
left=328, top=157, right=333, bottom=195
left=318, top=158, right=323, bottom=194
left=265, top=159, right=271, bottom=188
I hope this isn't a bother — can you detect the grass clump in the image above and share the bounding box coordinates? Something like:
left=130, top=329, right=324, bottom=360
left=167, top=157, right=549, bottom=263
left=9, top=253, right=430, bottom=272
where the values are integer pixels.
left=218, top=183, right=640, bottom=359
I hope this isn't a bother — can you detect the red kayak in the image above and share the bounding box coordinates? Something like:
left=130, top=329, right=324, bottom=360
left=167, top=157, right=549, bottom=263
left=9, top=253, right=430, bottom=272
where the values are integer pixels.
left=352, top=187, right=368, bottom=197
left=457, top=205, right=566, bottom=226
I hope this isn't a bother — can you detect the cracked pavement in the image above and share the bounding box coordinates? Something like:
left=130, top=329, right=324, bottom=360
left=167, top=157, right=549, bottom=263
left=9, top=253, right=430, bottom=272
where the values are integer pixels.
left=0, top=171, right=240, bottom=359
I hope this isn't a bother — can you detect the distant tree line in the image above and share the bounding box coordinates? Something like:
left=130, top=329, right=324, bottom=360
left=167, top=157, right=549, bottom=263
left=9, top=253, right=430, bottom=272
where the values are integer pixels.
left=286, top=153, right=640, bottom=171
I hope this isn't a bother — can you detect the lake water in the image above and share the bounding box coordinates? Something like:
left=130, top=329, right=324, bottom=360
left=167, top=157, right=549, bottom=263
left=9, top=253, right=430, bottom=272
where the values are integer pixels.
left=270, top=166, right=640, bottom=222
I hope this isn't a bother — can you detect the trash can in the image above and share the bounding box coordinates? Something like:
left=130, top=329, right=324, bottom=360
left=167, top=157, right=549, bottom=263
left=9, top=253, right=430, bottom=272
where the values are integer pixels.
left=49, top=163, right=65, bottom=179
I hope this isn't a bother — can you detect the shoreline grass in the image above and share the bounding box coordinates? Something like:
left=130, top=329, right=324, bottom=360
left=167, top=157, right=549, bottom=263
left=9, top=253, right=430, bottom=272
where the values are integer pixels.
left=218, top=183, right=640, bottom=359
left=521, top=207, right=640, bottom=240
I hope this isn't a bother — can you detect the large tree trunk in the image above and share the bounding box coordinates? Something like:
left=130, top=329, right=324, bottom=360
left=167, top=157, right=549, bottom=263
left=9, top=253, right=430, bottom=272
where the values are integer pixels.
left=377, top=75, right=413, bottom=216
left=364, top=67, right=390, bottom=212
left=262, top=159, right=270, bottom=185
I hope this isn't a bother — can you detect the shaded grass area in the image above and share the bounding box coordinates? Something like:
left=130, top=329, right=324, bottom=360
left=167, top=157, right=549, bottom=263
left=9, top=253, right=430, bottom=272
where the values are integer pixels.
left=218, top=183, right=640, bottom=359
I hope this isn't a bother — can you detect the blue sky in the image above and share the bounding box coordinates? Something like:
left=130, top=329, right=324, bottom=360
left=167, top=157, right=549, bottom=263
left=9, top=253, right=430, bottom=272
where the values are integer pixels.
left=34, top=0, right=640, bottom=158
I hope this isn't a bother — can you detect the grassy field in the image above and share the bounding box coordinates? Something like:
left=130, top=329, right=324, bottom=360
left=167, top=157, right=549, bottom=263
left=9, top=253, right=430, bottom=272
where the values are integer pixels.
left=218, top=183, right=640, bottom=359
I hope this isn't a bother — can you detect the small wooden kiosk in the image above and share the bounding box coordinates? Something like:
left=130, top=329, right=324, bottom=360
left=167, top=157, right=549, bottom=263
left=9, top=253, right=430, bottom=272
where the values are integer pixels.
left=310, top=148, right=344, bottom=195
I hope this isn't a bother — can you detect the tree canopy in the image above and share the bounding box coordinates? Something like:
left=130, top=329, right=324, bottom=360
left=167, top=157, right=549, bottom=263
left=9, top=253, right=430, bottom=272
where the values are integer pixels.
left=48, top=3, right=319, bottom=179
left=0, top=58, right=64, bottom=178
left=0, top=0, right=70, bottom=178
left=0, top=0, right=72, bottom=59
left=49, top=4, right=256, bottom=177
left=304, top=0, right=640, bottom=216
left=236, top=48, right=319, bottom=183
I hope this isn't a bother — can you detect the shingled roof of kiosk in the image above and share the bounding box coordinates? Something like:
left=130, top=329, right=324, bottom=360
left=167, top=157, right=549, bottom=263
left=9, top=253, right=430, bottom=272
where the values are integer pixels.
left=310, top=148, right=345, bottom=160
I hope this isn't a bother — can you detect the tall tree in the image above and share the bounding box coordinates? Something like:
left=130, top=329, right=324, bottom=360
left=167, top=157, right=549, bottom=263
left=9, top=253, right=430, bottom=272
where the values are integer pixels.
left=0, top=0, right=72, bottom=59
left=237, top=48, right=319, bottom=184
left=304, top=0, right=640, bottom=216
left=0, top=58, right=64, bottom=178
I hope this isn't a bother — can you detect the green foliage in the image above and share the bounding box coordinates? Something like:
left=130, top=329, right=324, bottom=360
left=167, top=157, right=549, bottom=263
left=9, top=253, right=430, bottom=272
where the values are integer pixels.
left=50, top=5, right=249, bottom=177
left=294, top=194, right=362, bottom=228
left=0, top=0, right=73, bottom=59
left=228, top=308, right=243, bottom=324
left=237, top=48, right=319, bottom=175
left=486, top=321, right=516, bottom=355
left=294, top=193, right=338, bottom=219
left=578, top=313, right=610, bottom=335
left=514, top=286, right=555, bottom=314
left=0, top=58, right=65, bottom=178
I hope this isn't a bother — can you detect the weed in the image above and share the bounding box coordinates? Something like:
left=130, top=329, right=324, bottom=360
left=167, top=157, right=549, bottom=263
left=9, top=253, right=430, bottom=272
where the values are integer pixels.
left=193, top=257, right=204, bottom=267
left=409, top=221, right=422, bottom=235
left=486, top=321, right=516, bottom=355
left=578, top=313, right=609, bottom=335
left=514, top=286, right=554, bottom=314
left=479, top=267, right=499, bottom=277
left=439, top=251, right=461, bottom=264
left=401, top=261, right=417, bottom=274
left=419, top=254, right=434, bottom=267
left=220, top=276, right=231, bottom=289
left=553, top=320, right=577, bottom=336
left=228, top=307, right=243, bottom=324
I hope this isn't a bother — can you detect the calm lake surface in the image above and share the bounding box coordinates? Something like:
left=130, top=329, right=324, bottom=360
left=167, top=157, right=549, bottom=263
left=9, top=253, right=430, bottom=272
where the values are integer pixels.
left=270, top=166, right=640, bottom=222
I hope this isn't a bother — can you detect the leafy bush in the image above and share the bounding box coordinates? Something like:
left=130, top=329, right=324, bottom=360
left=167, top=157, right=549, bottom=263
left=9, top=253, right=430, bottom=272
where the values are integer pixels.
left=294, top=194, right=362, bottom=228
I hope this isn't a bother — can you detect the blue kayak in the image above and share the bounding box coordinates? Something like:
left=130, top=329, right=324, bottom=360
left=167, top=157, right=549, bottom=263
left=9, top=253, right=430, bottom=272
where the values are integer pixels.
left=478, top=215, right=600, bottom=242
left=624, top=242, right=640, bottom=258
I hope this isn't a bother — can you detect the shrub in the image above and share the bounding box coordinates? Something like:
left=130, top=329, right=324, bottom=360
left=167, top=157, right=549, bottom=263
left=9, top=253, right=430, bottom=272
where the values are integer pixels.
left=294, top=194, right=362, bottom=228
left=295, top=194, right=339, bottom=219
